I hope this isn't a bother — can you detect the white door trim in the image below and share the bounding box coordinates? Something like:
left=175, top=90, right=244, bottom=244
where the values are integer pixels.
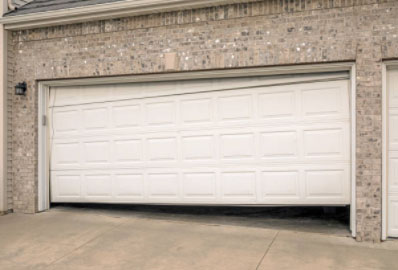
left=382, top=61, right=398, bottom=240
left=38, top=62, right=357, bottom=237
left=382, top=63, right=387, bottom=240
left=350, top=64, right=356, bottom=238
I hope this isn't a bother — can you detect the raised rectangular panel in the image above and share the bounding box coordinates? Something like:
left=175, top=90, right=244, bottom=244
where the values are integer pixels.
left=83, top=107, right=108, bottom=130
left=114, top=139, right=142, bottom=162
left=388, top=197, right=398, bottom=237
left=80, top=86, right=112, bottom=104
left=388, top=158, right=398, bottom=193
left=258, top=91, right=295, bottom=118
left=146, top=101, right=175, bottom=125
left=260, top=131, right=297, bottom=158
left=218, top=94, right=252, bottom=120
left=83, top=141, right=110, bottom=164
left=112, top=104, right=141, bottom=127
left=304, top=128, right=344, bottom=158
left=220, top=133, right=255, bottom=159
left=53, top=142, right=80, bottom=165
left=389, top=114, right=398, bottom=149
left=53, top=110, right=79, bottom=132
left=148, top=174, right=179, bottom=198
left=261, top=171, right=299, bottom=198
left=305, top=170, right=345, bottom=198
left=115, top=174, right=144, bottom=197
left=85, top=175, right=112, bottom=197
left=56, top=175, right=81, bottom=197
left=52, top=87, right=82, bottom=106
left=183, top=173, right=216, bottom=198
left=182, top=135, right=214, bottom=161
left=388, top=70, right=398, bottom=108
left=221, top=172, right=256, bottom=199
left=147, top=137, right=177, bottom=161
left=181, top=98, right=212, bottom=123
left=302, top=87, right=341, bottom=116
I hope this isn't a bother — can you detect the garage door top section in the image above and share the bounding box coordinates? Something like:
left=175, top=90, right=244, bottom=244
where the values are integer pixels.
left=49, top=73, right=351, bottom=205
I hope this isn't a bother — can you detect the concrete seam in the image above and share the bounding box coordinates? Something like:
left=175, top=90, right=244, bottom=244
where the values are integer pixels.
left=255, top=230, right=279, bottom=270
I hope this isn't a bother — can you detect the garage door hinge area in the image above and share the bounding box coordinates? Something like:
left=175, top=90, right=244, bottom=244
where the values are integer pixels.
left=42, top=115, right=47, bottom=126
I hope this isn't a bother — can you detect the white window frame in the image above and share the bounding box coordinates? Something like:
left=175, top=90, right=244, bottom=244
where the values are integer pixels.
left=38, top=62, right=357, bottom=237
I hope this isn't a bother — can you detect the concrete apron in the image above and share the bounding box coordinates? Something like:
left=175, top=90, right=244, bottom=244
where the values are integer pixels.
left=0, top=207, right=397, bottom=270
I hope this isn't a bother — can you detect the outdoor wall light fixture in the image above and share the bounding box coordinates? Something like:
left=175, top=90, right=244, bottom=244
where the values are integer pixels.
left=15, top=82, right=27, bottom=96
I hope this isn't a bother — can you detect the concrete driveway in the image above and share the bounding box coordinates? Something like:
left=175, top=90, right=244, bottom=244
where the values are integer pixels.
left=0, top=206, right=397, bottom=270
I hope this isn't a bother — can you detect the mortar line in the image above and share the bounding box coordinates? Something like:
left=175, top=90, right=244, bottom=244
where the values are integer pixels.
left=255, top=230, right=279, bottom=270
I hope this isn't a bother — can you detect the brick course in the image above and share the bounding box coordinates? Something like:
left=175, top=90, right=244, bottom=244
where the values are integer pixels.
left=7, top=0, right=398, bottom=242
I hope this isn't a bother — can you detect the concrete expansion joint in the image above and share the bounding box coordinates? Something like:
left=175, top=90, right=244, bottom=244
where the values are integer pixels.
left=255, top=231, right=279, bottom=270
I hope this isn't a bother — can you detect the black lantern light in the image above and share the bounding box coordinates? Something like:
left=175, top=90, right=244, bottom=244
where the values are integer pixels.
left=15, top=82, right=27, bottom=96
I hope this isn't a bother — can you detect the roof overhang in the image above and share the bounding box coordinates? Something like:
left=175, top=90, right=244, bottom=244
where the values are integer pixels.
left=0, top=0, right=249, bottom=30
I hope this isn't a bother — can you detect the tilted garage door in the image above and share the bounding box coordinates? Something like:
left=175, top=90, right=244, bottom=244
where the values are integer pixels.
left=49, top=73, right=351, bottom=205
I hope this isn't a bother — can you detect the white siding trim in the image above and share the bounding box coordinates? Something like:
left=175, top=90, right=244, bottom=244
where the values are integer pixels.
left=350, top=64, right=356, bottom=238
left=382, top=63, right=387, bottom=241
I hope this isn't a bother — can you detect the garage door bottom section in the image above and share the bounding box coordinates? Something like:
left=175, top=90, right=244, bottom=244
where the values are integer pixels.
left=49, top=73, right=351, bottom=206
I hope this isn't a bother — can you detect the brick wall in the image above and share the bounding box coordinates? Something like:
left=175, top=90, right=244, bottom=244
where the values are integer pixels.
left=7, top=0, right=398, bottom=241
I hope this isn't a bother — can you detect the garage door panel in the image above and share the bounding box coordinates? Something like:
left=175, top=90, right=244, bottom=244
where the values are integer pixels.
left=52, top=142, right=81, bottom=167
left=260, top=171, right=300, bottom=199
left=145, top=100, right=177, bottom=126
left=218, top=94, right=253, bottom=121
left=147, top=173, right=180, bottom=200
left=146, top=136, right=178, bottom=162
left=52, top=173, right=82, bottom=198
left=50, top=76, right=351, bottom=205
left=257, top=89, right=296, bottom=119
left=304, top=168, right=348, bottom=200
left=113, top=139, right=143, bottom=163
left=83, top=140, right=111, bottom=165
left=303, top=126, right=347, bottom=160
left=220, top=171, right=257, bottom=201
left=180, top=97, right=214, bottom=124
left=220, top=133, right=256, bottom=160
left=259, top=131, right=298, bottom=159
left=85, top=174, right=113, bottom=198
left=115, top=174, right=145, bottom=198
left=181, top=135, right=216, bottom=161
left=388, top=158, right=398, bottom=193
left=83, top=107, right=109, bottom=130
left=301, top=82, right=348, bottom=117
left=182, top=172, right=217, bottom=201
left=112, top=103, right=142, bottom=128
left=52, top=108, right=80, bottom=134
left=388, top=196, right=398, bottom=237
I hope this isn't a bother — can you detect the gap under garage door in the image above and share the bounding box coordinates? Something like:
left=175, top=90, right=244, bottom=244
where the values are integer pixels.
left=48, top=72, right=351, bottom=205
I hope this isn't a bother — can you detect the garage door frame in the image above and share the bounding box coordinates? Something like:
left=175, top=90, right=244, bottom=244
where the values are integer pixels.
left=37, top=62, right=357, bottom=237
left=382, top=61, right=398, bottom=240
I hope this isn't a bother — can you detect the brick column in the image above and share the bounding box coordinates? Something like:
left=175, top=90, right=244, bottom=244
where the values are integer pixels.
left=355, top=39, right=383, bottom=242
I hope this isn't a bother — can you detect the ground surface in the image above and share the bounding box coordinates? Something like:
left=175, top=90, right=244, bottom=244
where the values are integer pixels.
left=0, top=205, right=397, bottom=270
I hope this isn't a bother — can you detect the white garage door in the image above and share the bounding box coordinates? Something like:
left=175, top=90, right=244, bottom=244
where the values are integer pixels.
left=387, top=69, right=398, bottom=237
left=49, top=73, right=351, bottom=205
